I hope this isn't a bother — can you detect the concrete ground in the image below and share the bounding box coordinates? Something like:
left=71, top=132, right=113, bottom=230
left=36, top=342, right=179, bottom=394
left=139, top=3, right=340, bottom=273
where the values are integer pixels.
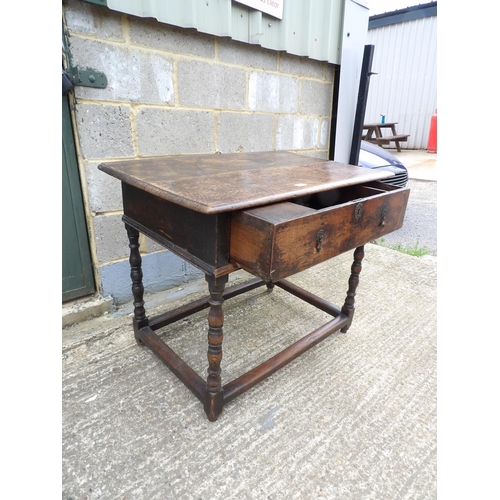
left=375, top=149, right=437, bottom=257
left=393, top=149, right=437, bottom=182
left=62, top=150, right=437, bottom=499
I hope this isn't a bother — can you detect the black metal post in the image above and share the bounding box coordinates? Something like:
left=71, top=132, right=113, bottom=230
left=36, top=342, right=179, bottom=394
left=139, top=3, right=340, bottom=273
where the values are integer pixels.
left=349, top=44, right=376, bottom=166
left=328, top=66, right=341, bottom=161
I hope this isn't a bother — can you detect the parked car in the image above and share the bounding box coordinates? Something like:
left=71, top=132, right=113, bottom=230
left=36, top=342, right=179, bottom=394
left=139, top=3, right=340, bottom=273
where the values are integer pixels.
left=358, top=140, right=408, bottom=188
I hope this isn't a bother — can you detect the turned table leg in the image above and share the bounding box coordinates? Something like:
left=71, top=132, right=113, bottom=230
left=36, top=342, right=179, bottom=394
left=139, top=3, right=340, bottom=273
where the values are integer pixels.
left=125, top=223, right=149, bottom=344
left=204, top=274, right=229, bottom=421
left=340, top=245, right=364, bottom=333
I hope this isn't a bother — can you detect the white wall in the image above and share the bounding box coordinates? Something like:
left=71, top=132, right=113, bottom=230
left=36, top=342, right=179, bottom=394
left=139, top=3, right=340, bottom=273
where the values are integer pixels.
left=365, top=13, right=437, bottom=149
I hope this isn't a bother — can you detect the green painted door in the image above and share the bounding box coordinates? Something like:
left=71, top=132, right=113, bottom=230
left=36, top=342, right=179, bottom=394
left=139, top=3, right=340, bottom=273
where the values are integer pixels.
left=62, top=94, right=95, bottom=301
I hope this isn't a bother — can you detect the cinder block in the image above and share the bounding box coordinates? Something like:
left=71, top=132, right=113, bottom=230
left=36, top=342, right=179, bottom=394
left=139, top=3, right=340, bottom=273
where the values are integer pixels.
left=248, top=72, right=299, bottom=113
left=99, top=250, right=201, bottom=304
left=295, top=150, right=328, bottom=160
left=218, top=113, right=274, bottom=153
left=85, top=161, right=123, bottom=214
left=218, top=38, right=277, bottom=70
left=276, top=115, right=319, bottom=151
left=69, top=37, right=174, bottom=104
left=279, top=53, right=325, bottom=79
left=320, top=118, right=330, bottom=149
left=136, top=108, right=215, bottom=156
left=183, top=259, right=203, bottom=283
left=75, top=104, right=134, bottom=159
left=129, top=17, right=215, bottom=59
left=142, top=235, right=165, bottom=254
left=63, top=0, right=123, bottom=40
left=93, top=214, right=129, bottom=264
left=325, top=63, right=336, bottom=82
left=300, top=80, right=333, bottom=116
left=177, top=60, right=246, bottom=110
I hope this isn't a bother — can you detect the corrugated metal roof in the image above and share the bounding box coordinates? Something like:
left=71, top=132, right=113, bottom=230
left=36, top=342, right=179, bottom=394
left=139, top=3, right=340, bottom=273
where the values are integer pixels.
left=107, top=0, right=345, bottom=64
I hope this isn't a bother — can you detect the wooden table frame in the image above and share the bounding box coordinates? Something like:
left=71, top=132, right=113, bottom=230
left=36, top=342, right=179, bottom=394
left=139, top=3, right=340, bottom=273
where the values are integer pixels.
left=126, top=221, right=362, bottom=421
left=99, top=151, right=409, bottom=421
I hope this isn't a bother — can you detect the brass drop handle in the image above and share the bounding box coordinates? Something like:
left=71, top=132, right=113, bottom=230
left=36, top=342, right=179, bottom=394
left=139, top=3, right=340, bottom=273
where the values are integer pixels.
left=316, top=229, right=324, bottom=252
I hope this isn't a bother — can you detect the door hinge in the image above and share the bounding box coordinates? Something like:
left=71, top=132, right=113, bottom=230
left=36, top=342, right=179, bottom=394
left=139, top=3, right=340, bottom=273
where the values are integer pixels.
left=66, top=67, right=108, bottom=89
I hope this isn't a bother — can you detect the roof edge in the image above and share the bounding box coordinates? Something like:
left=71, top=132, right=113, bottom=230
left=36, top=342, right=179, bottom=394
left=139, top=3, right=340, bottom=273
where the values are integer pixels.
left=369, top=2, right=437, bottom=29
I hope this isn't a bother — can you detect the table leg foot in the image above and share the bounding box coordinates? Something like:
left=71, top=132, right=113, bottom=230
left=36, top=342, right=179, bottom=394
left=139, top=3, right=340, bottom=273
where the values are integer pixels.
left=126, top=223, right=149, bottom=345
left=204, top=390, right=224, bottom=422
left=204, top=274, right=229, bottom=421
left=340, top=245, right=364, bottom=333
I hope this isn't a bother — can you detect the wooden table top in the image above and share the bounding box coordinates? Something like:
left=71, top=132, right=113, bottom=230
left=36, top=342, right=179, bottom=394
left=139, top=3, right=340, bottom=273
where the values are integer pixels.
left=363, top=122, right=397, bottom=128
left=99, top=151, right=393, bottom=214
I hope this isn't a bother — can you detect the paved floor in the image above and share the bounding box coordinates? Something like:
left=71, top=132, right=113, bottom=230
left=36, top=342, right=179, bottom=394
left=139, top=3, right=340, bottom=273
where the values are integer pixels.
left=63, top=247, right=437, bottom=499
left=375, top=149, right=437, bottom=257
left=393, top=149, right=437, bottom=182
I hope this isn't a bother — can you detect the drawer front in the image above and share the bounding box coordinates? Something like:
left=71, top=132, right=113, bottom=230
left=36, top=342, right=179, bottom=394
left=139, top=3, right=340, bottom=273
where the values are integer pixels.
left=230, top=184, right=410, bottom=282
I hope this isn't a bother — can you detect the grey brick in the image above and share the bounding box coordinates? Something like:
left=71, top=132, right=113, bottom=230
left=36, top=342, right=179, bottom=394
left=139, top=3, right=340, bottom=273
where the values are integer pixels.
left=218, top=113, right=274, bottom=153
left=75, top=104, right=134, bottom=159
left=300, top=80, right=333, bottom=116
left=218, top=38, right=277, bottom=70
left=136, top=108, right=215, bottom=156
left=70, top=38, right=174, bottom=104
left=320, top=118, right=330, bottom=149
left=93, top=214, right=129, bottom=264
left=295, top=150, right=328, bottom=159
left=63, top=0, right=123, bottom=40
left=99, top=259, right=133, bottom=304
left=279, top=53, right=325, bottom=79
left=85, top=161, right=123, bottom=214
left=326, top=63, right=336, bottom=82
left=142, top=236, right=165, bottom=254
left=276, top=115, right=320, bottom=151
left=129, top=17, right=215, bottom=59
left=99, top=250, right=202, bottom=304
left=177, top=60, right=246, bottom=110
left=248, top=72, right=299, bottom=113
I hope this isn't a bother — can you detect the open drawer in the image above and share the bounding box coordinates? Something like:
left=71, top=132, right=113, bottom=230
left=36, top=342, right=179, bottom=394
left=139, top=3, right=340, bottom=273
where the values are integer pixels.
left=230, top=181, right=410, bottom=282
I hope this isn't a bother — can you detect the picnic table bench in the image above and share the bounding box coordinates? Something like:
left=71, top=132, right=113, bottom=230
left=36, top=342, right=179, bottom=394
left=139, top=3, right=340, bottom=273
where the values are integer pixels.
left=362, top=122, right=409, bottom=152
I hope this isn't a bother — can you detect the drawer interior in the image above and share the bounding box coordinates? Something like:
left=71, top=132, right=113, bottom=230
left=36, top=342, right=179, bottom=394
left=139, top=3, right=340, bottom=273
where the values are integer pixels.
left=290, top=181, right=393, bottom=211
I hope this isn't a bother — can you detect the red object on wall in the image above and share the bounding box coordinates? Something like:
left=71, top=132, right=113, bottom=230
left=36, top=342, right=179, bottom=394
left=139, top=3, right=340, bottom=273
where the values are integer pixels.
left=427, top=110, right=437, bottom=153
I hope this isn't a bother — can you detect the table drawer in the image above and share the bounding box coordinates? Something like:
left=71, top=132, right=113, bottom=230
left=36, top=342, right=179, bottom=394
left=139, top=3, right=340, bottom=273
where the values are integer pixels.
left=230, top=181, right=410, bottom=282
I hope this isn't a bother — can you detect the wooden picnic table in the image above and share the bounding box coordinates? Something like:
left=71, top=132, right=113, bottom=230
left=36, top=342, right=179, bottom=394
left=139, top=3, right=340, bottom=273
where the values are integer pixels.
left=363, top=122, right=409, bottom=152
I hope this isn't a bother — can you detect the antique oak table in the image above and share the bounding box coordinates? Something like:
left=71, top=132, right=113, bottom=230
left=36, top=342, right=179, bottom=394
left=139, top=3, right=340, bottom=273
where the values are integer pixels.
left=99, top=151, right=409, bottom=421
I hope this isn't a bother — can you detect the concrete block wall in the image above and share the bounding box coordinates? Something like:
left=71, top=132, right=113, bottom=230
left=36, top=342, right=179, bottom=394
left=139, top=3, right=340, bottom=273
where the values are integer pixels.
left=62, top=0, right=336, bottom=304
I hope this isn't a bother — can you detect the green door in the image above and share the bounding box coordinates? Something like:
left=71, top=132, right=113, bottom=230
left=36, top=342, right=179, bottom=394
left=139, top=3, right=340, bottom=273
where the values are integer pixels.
left=62, top=94, right=95, bottom=301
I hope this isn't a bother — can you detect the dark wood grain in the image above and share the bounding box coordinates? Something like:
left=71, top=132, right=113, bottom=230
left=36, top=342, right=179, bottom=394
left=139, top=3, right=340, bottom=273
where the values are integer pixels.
left=340, top=246, right=365, bottom=333
left=99, top=151, right=393, bottom=214
left=125, top=223, right=148, bottom=343
left=97, top=150, right=410, bottom=421
left=230, top=181, right=410, bottom=282
left=122, top=183, right=231, bottom=274
left=204, top=275, right=228, bottom=421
